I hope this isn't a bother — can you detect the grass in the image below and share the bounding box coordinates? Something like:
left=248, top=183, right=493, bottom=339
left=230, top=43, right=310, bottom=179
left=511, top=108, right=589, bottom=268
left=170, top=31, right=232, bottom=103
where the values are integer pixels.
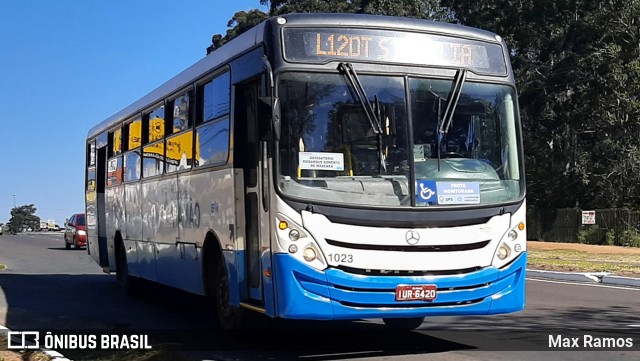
left=528, top=248, right=640, bottom=277
left=0, top=336, right=51, bottom=361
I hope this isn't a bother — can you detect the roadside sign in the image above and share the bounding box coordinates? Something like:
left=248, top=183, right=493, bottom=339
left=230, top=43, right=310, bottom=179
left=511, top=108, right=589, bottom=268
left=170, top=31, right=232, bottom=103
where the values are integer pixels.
left=581, top=211, right=596, bottom=225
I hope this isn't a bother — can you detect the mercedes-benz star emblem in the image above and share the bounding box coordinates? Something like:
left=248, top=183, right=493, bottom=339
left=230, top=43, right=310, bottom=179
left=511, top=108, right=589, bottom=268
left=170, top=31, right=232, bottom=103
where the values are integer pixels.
left=405, top=230, right=420, bottom=245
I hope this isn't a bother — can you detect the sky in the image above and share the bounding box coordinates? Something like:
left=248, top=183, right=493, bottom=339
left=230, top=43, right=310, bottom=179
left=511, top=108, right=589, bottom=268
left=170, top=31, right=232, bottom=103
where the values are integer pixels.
left=0, top=0, right=267, bottom=224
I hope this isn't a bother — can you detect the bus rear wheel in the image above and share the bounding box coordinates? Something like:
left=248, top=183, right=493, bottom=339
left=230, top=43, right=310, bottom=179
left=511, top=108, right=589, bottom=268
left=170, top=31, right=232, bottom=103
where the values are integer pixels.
left=116, top=241, right=139, bottom=295
left=382, top=317, right=425, bottom=330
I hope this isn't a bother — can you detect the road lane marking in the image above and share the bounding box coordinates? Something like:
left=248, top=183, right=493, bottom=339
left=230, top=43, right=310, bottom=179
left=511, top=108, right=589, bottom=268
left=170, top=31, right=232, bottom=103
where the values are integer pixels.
left=300, top=350, right=384, bottom=358
left=527, top=277, right=640, bottom=291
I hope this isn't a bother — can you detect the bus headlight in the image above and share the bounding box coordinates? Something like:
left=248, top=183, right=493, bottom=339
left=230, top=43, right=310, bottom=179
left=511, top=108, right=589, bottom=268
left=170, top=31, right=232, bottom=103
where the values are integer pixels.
left=303, top=247, right=317, bottom=262
left=492, top=217, right=526, bottom=268
left=275, top=213, right=327, bottom=270
left=497, top=244, right=510, bottom=260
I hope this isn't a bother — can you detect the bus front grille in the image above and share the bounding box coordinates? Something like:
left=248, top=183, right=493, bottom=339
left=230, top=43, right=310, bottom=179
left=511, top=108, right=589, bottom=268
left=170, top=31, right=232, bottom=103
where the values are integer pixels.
left=325, top=238, right=491, bottom=252
left=336, top=265, right=483, bottom=277
left=337, top=297, right=485, bottom=309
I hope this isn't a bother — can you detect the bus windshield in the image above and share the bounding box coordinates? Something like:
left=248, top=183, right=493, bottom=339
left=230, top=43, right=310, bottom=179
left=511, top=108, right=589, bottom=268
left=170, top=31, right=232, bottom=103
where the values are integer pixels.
left=277, top=71, right=523, bottom=208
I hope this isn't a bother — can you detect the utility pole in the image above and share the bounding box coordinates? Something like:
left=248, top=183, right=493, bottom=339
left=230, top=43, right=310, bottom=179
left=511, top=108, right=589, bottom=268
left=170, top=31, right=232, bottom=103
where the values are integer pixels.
left=12, top=194, right=16, bottom=209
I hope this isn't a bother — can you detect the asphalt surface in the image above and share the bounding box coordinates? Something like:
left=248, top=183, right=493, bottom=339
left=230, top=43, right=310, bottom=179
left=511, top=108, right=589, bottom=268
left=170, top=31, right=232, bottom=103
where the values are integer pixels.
left=1, top=232, right=639, bottom=361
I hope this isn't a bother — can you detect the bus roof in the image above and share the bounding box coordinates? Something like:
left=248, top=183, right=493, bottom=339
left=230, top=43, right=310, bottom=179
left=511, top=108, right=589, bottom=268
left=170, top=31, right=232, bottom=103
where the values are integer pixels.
left=280, top=13, right=500, bottom=43
left=87, top=13, right=502, bottom=140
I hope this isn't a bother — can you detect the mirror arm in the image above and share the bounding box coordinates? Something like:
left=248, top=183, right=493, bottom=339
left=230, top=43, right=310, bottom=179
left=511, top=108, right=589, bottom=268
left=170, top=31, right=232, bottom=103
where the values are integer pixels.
left=261, top=56, right=280, bottom=141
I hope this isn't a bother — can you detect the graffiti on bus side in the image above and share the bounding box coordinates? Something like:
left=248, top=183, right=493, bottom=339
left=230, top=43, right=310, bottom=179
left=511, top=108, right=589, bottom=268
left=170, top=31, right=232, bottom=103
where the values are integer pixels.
left=178, top=199, right=200, bottom=229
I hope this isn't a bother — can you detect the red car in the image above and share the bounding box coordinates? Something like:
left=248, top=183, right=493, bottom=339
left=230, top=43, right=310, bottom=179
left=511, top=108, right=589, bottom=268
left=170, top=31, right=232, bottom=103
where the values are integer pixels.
left=64, top=213, right=87, bottom=249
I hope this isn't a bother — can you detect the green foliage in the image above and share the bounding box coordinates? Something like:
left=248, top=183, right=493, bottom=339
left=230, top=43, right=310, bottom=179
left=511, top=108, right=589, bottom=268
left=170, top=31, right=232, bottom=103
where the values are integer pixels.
left=264, top=0, right=360, bottom=14
left=619, top=228, right=640, bottom=247
left=446, top=0, right=640, bottom=211
left=211, top=1, right=640, bottom=214
left=8, top=204, right=40, bottom=233
left=577, top=225, right=605, bottom=245
left=210, top=0, right=452, bottom=49
left=605, top=229, right=617, bottom=246
left=216, top=9, right=269, bottom=47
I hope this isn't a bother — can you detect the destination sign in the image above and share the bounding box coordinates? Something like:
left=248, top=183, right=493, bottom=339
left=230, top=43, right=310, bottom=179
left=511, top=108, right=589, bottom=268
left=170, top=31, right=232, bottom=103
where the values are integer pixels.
left=283, top=28, right=507, bottom=75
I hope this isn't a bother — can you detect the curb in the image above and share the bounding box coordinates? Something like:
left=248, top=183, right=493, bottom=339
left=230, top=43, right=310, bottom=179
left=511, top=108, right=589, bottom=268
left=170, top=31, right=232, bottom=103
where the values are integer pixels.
left=527, top=269, right=640, bottom=288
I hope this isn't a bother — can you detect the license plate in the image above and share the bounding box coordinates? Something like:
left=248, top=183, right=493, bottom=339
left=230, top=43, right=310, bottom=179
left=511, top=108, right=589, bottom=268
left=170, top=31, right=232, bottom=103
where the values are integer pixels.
left=395, top=284, right=437, bottom=301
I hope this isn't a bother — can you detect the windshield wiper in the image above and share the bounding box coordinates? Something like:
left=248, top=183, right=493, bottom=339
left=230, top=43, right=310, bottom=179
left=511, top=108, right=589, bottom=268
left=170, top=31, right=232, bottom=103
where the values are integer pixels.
left=338, top=63, right=383, bottom=134
left=439, top=69, right=467, bottom=136
left=435, top=69, right=467, bottom=171
left=337, top=62, right=386, bottom=173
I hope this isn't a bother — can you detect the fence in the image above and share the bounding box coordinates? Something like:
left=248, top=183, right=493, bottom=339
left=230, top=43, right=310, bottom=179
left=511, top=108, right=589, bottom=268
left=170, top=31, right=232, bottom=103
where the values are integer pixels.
left=527, top=207, right=640, bottom=247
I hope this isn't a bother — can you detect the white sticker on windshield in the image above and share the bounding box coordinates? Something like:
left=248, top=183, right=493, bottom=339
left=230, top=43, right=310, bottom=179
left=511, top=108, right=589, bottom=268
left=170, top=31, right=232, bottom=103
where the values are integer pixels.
left=299, top=152, right=344, bottom=171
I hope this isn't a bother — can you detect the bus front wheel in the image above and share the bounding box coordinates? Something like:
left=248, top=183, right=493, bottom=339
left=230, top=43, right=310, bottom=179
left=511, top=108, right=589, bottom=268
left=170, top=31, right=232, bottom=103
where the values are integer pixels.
left=382, top=317, right=425, bottom=330
left=215, top=261, right=242, bottom=330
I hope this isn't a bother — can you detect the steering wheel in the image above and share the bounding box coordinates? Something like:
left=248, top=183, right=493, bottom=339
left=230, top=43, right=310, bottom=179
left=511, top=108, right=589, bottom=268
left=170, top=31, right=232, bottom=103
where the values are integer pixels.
left=441, top=152, right=465, bottom=158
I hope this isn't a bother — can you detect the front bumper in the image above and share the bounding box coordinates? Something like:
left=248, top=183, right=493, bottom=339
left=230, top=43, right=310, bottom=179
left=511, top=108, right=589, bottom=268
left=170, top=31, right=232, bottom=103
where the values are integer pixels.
left=273, top=252, right=526, bottom=319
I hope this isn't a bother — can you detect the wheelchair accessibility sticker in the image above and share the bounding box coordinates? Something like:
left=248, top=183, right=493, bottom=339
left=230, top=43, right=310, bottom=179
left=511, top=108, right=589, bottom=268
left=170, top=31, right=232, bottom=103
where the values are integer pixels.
left=416, top=180, right=438, bottom=204
left=417, top=180, right=480, bottom=205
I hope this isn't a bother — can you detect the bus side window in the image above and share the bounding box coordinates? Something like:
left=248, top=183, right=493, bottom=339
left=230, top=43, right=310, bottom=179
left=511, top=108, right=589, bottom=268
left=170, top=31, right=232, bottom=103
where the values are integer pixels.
left=111, top=127, right=122, bottom=157
left=124, top=151, right=141, bottom=182
left=106, top=128, right=123, bottom=187
left=127, top=119, right=142, bottom=150
left=166, top=90, right=194, bottom=173
left=195, top=71, right=230, bottom=168
left=142, top=104, right=166, bottom=177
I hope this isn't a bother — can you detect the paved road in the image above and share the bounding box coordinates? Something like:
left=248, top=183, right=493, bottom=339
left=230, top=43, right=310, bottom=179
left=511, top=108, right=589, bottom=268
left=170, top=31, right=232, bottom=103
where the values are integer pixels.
left=1, top=233, right=639, bottom=361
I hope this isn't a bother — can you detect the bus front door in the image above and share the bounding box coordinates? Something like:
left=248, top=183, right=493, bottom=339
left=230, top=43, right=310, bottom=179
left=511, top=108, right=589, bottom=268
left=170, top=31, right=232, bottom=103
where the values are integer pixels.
left=234, top=79, right=272, bottom=311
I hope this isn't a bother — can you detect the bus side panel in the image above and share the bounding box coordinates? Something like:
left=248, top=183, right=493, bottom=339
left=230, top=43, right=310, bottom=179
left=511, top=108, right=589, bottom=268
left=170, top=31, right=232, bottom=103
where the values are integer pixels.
left=105, top=185, right=124, bottom=272
left=152, top=172, right=204, bottom=295
left=124, top=182, right=142, bottom=278
left=124, top=182, right=142, bottom=243
left=141, top=176, right=178, bottom=242
left=179, top=168, right=236, bottom=297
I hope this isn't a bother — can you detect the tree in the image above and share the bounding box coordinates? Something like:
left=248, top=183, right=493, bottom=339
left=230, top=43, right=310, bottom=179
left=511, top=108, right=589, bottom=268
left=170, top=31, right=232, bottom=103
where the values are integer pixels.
left=208, top=0, right=452, bottom=51
left=445, top=0, right=640, bottom=210
left=212, top=9, right=269, bottom=51
left=8, top=204, right=40, bottom=233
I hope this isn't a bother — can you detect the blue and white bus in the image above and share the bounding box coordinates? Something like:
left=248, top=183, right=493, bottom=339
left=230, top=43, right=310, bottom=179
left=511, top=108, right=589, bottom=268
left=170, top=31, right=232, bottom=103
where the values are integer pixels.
left=85, top=13, right=526, bottom=330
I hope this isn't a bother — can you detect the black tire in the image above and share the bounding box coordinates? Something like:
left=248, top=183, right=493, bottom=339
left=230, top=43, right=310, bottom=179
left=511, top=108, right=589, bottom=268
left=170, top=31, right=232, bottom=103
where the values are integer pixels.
left=382, top=317, right=425, bottom=330
left=64, top=235, right=70, bottom=249
left=116, top=242, right=139, bottom=295
left=215, top=261, right=243, bottom=330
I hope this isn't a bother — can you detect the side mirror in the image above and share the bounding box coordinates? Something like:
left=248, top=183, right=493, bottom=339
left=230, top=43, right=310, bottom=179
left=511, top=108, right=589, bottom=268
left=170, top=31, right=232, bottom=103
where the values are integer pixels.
left=258, top=96, right=281, bottom=141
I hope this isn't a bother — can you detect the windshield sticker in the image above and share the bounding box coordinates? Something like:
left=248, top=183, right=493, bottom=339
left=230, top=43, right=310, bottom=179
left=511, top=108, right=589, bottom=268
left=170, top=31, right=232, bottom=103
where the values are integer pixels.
left=299, top=152, right=345, bottom=171
left=436, top=182, right=480, bottom=205
left=416, top=180, right=438, bottom=204
left=413, top=144, right=428, bottom=162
